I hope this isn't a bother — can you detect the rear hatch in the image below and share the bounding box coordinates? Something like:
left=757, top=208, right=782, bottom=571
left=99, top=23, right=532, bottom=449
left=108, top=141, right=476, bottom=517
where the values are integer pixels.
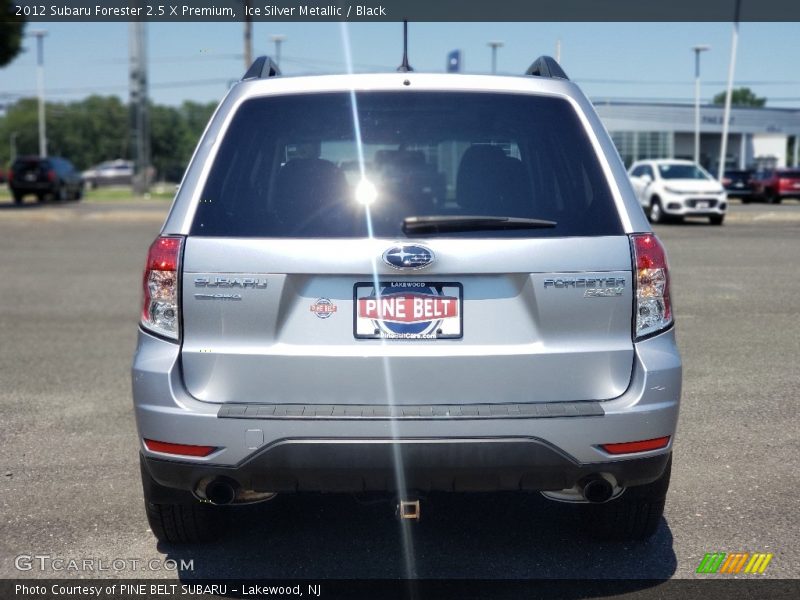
left=12, top=158, right=49, bottom=185
left=179, top=91, right=634, bottom=405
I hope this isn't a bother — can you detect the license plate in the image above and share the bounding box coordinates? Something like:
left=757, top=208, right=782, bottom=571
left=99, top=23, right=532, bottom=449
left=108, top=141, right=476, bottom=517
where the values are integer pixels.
left=696, top=201, right=710, bottom=209
left=354, top=282, right=463, bottom=340
left=24, top=173, right=36, bottom=182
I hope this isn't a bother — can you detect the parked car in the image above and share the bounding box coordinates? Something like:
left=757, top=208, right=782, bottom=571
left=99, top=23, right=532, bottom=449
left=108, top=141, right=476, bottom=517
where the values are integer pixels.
left=134, top=55, right=680, bottom=543
left=628, top=159, right=727, bottom=225
left=751, top=167, right=800, bottom=204
left=82, top=159, right=134, bottom=188
left=722, top=169, right=755, bottom=201
left=8, top=156, right=84, bottom=204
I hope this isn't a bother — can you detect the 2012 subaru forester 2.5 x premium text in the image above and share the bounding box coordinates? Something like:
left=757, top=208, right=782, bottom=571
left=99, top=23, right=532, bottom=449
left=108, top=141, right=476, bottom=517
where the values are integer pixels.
left=133, top=55, right=681, bottom=543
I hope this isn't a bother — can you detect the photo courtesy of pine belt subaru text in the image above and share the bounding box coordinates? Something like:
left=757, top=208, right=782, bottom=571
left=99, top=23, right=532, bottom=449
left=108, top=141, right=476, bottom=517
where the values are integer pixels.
left=132, top=53, right=681, bottom=543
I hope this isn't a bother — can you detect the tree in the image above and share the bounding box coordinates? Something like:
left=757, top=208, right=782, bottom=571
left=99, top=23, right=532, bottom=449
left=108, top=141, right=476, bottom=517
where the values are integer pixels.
left=0, top=95, right=217, bottom=180
left=0, top=0, right=26, bottom=67
left=713, top=87, right=766, bottom=107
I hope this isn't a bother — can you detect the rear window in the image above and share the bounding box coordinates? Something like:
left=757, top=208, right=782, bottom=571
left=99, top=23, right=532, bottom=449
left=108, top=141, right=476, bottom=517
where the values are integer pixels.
left=658, top=164, right=711, bottom=180
left=191, top=92, right=622, bottom=238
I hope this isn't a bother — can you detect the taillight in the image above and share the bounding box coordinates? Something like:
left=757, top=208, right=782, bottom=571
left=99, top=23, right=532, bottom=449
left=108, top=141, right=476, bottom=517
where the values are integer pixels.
left=141, top=236, right=183, bottom=340
left=47, top=169, right=56, bottom=182
left=7, top=169, right=13, bottom=182
left=631, top=233, right=672, bottom=339
left=722, top=178, right=731, bottom=186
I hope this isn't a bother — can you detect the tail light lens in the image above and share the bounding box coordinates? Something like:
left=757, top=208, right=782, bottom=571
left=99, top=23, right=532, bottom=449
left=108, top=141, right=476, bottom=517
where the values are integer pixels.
left=601, top=436, right=671, bottom=455
left=631, top=233, right=672, bottom=339
left=47, top=169, right=56, bottom=182
left=7, top=169, right=13, bottom=182
left=143, top=439, right=217, bottom=457
left=141, top=236, right=183, bottom=340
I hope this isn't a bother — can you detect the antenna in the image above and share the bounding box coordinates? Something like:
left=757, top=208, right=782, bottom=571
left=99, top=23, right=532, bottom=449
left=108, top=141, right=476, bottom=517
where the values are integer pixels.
left=397, top=19, right=413, bottom=72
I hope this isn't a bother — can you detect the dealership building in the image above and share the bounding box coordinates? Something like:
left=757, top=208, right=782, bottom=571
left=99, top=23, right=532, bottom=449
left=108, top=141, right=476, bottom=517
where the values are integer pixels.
left=594, top=101, right=800, bottom=171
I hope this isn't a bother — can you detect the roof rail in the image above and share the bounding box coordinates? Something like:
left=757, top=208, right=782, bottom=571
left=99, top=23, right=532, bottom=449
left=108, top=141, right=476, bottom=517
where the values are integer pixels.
left=242, top=56, right=281, bottom=81
left=525, top=56, right=569, bottom=80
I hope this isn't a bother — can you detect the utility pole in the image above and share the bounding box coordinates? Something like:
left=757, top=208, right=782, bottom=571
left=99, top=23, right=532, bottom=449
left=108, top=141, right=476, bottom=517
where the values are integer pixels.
left=129, top=22, right=150, bottom=195
left=30, top=30, right=47, bottom=157
left=244, top=1, right=253, bottom=70
left=270, top=34, right=286, bottom=66
left=488, top=40, right=504, bottom=74
left=718, top=0, right=741, bottom=180
left=692, top=45, right=710, bottom=165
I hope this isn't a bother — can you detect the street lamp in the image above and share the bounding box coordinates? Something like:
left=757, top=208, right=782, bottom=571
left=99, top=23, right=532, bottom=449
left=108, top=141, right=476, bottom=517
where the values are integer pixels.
left=692, top=45, right=710, bottom=165
left=10, top=132, right=18, bottom=163
left=270, top=34, right=287, bottom=66
left=29, top=30, right=48, bottom=157
left=488, top=40, right=504, bottom=74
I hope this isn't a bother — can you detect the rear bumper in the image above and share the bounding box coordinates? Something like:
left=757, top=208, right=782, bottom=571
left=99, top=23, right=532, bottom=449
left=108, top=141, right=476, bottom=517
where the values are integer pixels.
left=10, top=182, right=55, bottom=193
left=142, top=442, right=671, bottom=494
left=661, top=193, right=727, bottom=216
left=132, top=328, right=681, bottom=494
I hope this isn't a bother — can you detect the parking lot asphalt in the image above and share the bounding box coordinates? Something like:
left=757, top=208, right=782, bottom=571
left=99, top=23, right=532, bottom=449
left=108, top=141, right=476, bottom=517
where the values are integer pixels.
left=0, top=200, right=798, bottom=583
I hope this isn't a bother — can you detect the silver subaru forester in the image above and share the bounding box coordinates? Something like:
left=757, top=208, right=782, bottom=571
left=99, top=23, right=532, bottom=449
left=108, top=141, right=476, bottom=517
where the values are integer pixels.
left=133, top=56, right=681, bottom=543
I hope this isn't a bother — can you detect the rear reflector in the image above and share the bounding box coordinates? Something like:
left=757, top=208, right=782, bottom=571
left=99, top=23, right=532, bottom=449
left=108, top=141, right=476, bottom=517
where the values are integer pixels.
left=601, top=436, right=670, bottom=455
left=143, top=439, right=217, bottom=457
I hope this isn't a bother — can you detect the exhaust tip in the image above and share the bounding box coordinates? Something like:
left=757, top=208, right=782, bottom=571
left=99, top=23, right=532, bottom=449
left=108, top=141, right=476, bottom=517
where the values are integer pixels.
left=582, top=477, right=614, bottom=504
left=204, top=478, right=238, bottom=505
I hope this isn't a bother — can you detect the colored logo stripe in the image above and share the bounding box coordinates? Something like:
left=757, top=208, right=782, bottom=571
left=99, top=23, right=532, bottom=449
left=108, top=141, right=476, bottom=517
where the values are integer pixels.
left=697, top=553, right=726, bottom=573
left=696, top=552, right=773, bottom=574
left=744, top=553, right=774, bottom=574
left=719, top=553, right=749, bottom=573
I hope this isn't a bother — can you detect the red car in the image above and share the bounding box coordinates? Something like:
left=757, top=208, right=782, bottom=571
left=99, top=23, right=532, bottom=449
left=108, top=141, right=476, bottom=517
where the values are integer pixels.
left=751, top=168, right=800, bottom=204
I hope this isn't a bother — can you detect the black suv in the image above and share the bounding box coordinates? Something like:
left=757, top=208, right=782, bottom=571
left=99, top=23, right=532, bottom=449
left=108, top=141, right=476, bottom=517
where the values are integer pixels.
left=8, top=156, right=84, bottom=204
left=722, top=169, right=755, bottom=201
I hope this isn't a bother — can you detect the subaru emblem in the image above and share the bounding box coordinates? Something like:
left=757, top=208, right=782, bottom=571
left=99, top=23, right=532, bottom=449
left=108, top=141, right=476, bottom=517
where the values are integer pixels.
left=382, top=244, right=435, bottom=270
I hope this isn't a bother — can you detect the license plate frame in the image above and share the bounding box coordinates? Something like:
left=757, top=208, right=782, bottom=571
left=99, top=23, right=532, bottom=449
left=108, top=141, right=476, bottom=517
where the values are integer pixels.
left=353, top=281, right=463, bottom=340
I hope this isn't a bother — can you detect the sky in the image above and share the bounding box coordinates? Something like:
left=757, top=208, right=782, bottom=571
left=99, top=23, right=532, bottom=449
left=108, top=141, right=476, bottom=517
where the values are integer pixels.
left=0, top=21, right=799, bottom=109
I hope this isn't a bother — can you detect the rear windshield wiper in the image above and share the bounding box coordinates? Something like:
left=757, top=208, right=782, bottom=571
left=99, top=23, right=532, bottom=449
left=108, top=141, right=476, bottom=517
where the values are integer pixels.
left=402, top=215, right=557, bottom=235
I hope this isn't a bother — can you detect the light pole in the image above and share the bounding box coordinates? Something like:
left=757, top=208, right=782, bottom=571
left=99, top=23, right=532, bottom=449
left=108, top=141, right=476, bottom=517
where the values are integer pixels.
left=243, top=2, right=253, bottom=70
left=270, top=34, right=287, bottom=66
left=30, top=30, right=48, bottom=157
left=10, top=132, right=18, bottom=162
left=488, top=40, right=504, bottom=74
left=692, top=45, right=710, bottom=166
left=718, top=0, right=741, bottom=180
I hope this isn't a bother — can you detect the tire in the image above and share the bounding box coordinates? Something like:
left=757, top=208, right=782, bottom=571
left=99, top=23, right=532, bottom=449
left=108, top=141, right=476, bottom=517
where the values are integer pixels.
left=141, top=458, right=221, bottom=544
left=648, top=197, right=666, bottom=224
left=710, top=215, right=724, bottom=225
left=741, top=197, right=751, bottom=204
left=12, top=191, right=24, bottom=205
left=767, top=191, right=781, bottom=205
left=581, top=454, right=671, bottom=541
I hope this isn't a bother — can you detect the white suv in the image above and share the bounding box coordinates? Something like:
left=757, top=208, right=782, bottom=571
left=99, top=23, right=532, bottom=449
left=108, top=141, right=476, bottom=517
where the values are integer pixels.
left=629, top=159, right=727, bottom=225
